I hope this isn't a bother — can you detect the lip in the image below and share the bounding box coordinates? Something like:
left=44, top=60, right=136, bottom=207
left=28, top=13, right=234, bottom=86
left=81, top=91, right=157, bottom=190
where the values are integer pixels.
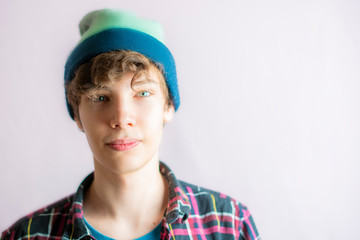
left=106, top=139, right=140, bottom=152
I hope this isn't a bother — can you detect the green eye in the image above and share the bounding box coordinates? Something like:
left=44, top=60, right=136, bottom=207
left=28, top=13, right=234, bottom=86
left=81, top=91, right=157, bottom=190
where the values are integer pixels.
left=139, top=91, right=150, bottom=97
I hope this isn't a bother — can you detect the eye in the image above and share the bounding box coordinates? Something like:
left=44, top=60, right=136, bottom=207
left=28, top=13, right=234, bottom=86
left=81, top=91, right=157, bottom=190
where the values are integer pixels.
left=97, top=96, right=106, bottom=101
left=138, top=91, right=151, bottom=97
left=91, top=95, right=108, bottom=102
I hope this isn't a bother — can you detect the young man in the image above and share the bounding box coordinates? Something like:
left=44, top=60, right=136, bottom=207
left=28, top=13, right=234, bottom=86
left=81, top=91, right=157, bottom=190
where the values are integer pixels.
left=1, top=9, right=260, bottom=240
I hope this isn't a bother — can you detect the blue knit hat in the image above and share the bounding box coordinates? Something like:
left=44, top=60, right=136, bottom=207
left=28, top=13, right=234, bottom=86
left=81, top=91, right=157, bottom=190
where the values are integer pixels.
left=64, top=9, right=179, bottom=120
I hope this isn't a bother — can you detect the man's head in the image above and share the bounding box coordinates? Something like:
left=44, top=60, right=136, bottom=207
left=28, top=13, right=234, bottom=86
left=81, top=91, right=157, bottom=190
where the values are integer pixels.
left=64, top=9, right=179, bottom=174
left=64, top=9, right=180, bottom=120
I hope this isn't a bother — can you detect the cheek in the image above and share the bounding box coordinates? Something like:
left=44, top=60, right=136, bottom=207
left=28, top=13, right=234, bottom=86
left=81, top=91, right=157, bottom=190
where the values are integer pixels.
left=79, top=109, right=106, bottom=142
left=79, top=102, right=105, bottom=125
left=137, top=106, right=166, bottom=140
left=138, top=103, right=165, bottom=125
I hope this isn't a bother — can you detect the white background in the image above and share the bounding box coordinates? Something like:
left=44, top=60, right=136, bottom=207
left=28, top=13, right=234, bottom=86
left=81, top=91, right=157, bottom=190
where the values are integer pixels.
left=1, top=0, right=359, bottom=239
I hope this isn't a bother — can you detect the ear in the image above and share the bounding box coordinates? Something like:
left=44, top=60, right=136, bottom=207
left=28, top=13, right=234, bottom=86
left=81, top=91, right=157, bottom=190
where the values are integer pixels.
left=74, top=116, right=84, bottom=132
left=163, top=104, right=175, bottom=123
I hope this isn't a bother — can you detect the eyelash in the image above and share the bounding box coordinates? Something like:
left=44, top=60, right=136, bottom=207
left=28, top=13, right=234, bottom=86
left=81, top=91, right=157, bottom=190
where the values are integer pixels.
left=137, top=90, right=151, bottom=97
left=89, top=95, right=108, bottom=102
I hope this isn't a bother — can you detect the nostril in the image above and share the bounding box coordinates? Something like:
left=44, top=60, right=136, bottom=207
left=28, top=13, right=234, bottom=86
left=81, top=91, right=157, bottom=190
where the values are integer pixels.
left=110, top=119, right=135, bottom=129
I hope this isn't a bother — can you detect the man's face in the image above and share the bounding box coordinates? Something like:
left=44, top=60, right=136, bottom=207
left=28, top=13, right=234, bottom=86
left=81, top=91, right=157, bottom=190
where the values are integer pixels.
left=75, top=68, right=174, bottom=175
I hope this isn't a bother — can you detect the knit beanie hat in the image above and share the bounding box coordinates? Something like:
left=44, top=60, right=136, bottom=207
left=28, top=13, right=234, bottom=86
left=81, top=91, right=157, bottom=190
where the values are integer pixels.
left=64, top=9, right=179, bottom=120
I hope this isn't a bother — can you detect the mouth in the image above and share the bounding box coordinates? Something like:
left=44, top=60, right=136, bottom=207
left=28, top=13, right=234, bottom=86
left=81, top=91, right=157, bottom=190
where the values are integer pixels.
left=106, top=139, right=140, bottom=152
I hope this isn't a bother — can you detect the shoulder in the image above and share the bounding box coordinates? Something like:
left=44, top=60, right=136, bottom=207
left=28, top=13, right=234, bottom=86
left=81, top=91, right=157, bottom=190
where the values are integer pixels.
left=178, top=180, right=260, bottom=239
left=1, top=194, right=75, bottom=240
left=179, top=180, right=250, bottom=216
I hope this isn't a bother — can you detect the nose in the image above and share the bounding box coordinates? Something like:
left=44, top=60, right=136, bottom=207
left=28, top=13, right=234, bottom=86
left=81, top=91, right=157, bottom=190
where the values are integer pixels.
left=109, top=99, right=136, bottom=129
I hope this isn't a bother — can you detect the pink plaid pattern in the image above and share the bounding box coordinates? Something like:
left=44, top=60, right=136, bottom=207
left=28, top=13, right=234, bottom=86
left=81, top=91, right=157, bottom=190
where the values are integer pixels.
left=1, top=162, right=260, bottom=240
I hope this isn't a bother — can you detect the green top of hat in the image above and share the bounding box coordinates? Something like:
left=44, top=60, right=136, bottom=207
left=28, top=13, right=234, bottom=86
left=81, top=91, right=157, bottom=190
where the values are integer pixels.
left=78, top=9, right=165, bottom=44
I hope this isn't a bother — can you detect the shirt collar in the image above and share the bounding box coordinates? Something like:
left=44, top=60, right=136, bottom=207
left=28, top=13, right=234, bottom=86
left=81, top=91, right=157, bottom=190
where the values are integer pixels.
left=66, top=161, right=191, bottom=239
left=64, top=173, right=93, bottom=240
left=159, top=162, right=191, bottom=224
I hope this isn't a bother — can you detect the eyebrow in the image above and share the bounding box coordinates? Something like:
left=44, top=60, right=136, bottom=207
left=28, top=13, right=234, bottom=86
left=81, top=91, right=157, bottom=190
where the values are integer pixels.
left=131, top=78, right=159, bottom=88
left=93, top=86, right=111, bottom=91
left=93, top=77, right=160, bottom=92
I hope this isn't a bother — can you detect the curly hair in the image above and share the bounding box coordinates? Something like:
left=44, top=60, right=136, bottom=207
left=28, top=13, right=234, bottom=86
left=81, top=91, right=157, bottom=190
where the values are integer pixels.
left=65, top=50, right=171, bottom=120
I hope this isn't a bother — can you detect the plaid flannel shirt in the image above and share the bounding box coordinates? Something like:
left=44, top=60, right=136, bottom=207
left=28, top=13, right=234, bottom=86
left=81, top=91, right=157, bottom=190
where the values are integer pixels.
left=1, top=162, right=260, bottom=240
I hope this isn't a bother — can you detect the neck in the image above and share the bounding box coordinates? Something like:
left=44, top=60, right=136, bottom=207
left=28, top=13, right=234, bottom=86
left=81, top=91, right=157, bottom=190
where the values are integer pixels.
left=83, top=156, right=168, bottom=234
